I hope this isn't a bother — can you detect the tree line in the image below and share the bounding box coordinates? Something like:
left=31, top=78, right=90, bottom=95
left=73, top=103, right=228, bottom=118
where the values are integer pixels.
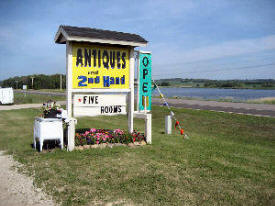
left=156, top=78, right=275, bottom=89
left=0, top=74, right=66, bottom=90
left=1, top=75, right=275, bottom=89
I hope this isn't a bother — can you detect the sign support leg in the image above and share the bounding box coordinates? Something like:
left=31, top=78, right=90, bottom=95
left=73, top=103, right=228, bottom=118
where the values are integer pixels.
left=136, top=51, right=140, bottom=112
left=145, top=113, right=152, bottom=144
left=66, top=42, right=75, bottom=151
left=67, top=118, right=76, bottom=151
left=128, top=48, right=135, bottom=133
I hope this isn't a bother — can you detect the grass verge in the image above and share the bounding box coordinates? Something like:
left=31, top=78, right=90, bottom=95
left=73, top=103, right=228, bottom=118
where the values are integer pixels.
left=247, top=97, right=275, bottom=105
left=14, top=92, right=65, bottom=104
left=153, top=95, right=275, bottom=105
left=0, top=106, right=274, bottom=205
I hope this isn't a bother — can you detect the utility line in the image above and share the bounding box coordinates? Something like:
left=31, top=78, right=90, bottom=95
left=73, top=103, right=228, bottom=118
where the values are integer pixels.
left=152, top=62, right=275, bottom=77
left=153, top=54, right=275, bottom=68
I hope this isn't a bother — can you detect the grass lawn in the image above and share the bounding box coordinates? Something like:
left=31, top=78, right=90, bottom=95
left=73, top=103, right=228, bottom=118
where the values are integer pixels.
left=0, top=106, right=274, bottom=205
left=14, top=92, right=65, bottom=104
left=247, top=97, right=275, bottom=105
left=14, top=89, right=275, bottom=105
left=153, top=95, right=275, bottom=105
left=38, top=89, right=66, bottom=93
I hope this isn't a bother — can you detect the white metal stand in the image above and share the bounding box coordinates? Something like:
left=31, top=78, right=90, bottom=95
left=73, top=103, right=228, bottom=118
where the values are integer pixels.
left=33, top=117, right=64, bottom=152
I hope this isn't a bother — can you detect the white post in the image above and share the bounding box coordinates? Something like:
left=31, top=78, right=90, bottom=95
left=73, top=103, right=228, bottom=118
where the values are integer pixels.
left=67, top=118, right=76, bottom=151
left=145, top=114, right=152, bottom=144
left=165, top=115, right=172, bottom=134
left=31, top=77, right=35, bottom=89
left=136, top=51, right=140, bottom=112
left=66, top=42, right=73, bottom=117
left=66, top=41, right=75, bottom=151
left=128, top=48, right=135, bottom=133
left=60, top=74, right=62, bottom=90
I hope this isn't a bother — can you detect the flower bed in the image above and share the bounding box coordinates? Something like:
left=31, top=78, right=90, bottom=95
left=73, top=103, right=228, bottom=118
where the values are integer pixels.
left=75, top=128, right=146, bottom=147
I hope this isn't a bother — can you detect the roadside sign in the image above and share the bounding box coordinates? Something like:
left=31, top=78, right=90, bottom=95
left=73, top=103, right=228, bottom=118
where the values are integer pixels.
left=73, top=94, right=127, bottom=117
left=55, top=25, right=150, bottom=150
left=72, top=44, right=130, bottom=89
left=138, top=52, right=151, bottom=111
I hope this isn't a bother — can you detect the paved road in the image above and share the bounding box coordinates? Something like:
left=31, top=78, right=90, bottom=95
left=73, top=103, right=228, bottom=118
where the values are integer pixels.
left=152, top=98, right=275, bottom=118
left=0, top=101, right=66, bottom=111
left=14, top=90, right=275, bottom=118
left=15, top=90, right=65, bottom=96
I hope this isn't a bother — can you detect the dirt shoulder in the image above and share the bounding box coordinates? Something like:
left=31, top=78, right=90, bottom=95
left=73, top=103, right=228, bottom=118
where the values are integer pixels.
left=0, top=151, right=56, bottom=206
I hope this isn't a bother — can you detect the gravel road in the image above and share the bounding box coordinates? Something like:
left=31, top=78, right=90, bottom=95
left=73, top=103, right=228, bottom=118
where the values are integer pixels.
left=0, top=151, right=56, bottom=206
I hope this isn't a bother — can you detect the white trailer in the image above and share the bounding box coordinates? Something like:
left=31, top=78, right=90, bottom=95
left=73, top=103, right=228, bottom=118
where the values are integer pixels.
left=0, top=88, right=14, bottom=104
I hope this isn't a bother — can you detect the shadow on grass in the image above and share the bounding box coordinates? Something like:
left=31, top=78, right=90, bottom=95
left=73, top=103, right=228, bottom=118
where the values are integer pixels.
left=31, top=140, right=63, bottom=152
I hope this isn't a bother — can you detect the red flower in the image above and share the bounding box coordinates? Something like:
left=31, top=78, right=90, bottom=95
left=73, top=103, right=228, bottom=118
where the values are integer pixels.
left=175, top=121, right=180, bottom=129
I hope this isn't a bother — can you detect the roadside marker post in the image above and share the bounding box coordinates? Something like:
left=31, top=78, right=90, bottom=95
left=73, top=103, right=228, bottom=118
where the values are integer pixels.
left=165, top=115, right=172, bottom=134
left=152, top=80, right=188, bottom=138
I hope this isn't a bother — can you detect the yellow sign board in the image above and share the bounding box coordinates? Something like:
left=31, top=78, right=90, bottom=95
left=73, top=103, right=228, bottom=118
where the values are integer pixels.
left=72, top=43, right=130, bottom=89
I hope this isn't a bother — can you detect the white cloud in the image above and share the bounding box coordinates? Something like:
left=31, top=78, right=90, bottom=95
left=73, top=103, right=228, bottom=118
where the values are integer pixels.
left=153, top=35, right=275, bottom=65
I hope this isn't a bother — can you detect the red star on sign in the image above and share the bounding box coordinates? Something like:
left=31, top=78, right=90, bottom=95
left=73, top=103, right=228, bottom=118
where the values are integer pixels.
left=78, top=98, right=82, bottom=102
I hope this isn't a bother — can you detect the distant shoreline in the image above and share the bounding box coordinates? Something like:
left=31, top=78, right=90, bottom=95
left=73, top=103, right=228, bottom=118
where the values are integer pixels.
left=157, top=86, right=275, bottom=90
left=152, top=95, right=275, bottom=105
left=155, top=78, right=275, bottom=90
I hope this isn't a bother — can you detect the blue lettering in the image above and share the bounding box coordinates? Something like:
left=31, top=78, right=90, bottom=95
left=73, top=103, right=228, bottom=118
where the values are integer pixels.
left=110, top=77, right=114, bottom=84
left=95, top=76, right=100, bottom=83
left=78, top=76, right=87, bottom=87
left=115, top=77, right=120, bottom=84
left=103, top=76, right=110, bottom=87
left=88, top=78, right=93, bottom=84
left=121, top=75, right=125, bottom=84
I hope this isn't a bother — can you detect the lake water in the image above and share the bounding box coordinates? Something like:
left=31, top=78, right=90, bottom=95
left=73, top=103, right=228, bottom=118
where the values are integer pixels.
left=152, top=88, right=275, bottom=100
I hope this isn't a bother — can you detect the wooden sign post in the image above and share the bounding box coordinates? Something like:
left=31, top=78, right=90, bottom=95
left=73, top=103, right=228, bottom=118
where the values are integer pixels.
left=55, top=25, right=148, bottom=151
left=137, top=51, right=152, bottom=112
left=134, top=51, right=152, bottom=144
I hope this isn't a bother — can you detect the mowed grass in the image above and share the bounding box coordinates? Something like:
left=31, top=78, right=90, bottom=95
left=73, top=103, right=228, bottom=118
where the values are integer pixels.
left=153, top=95, right=275, bottom=105
left=248, top=97, right=275, bottom=105
left=14, top=92, right=65, bottom=104
left=0, top=106, right=274, bottom=205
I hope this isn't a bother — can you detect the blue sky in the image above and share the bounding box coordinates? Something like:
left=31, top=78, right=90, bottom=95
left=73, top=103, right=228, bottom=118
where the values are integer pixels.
left=0, top=0, right=275, bottom=80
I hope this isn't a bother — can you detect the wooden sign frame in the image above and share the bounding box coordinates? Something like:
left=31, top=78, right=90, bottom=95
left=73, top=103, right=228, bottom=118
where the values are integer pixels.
left=55, top=25, right=148, bottom=151
left=65, top=42, right=135, bottom=150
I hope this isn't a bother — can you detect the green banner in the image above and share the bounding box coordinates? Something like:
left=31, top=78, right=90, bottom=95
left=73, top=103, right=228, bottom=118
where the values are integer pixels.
left=139, top=52, right=151, bottom=111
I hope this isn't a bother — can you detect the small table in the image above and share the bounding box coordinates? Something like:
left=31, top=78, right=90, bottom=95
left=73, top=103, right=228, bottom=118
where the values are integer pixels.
left=33, top=117, right=63, bottom=152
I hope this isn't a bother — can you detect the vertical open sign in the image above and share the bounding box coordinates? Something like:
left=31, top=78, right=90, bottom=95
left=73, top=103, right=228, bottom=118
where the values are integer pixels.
left=139, top=52, right=151, bottom=111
